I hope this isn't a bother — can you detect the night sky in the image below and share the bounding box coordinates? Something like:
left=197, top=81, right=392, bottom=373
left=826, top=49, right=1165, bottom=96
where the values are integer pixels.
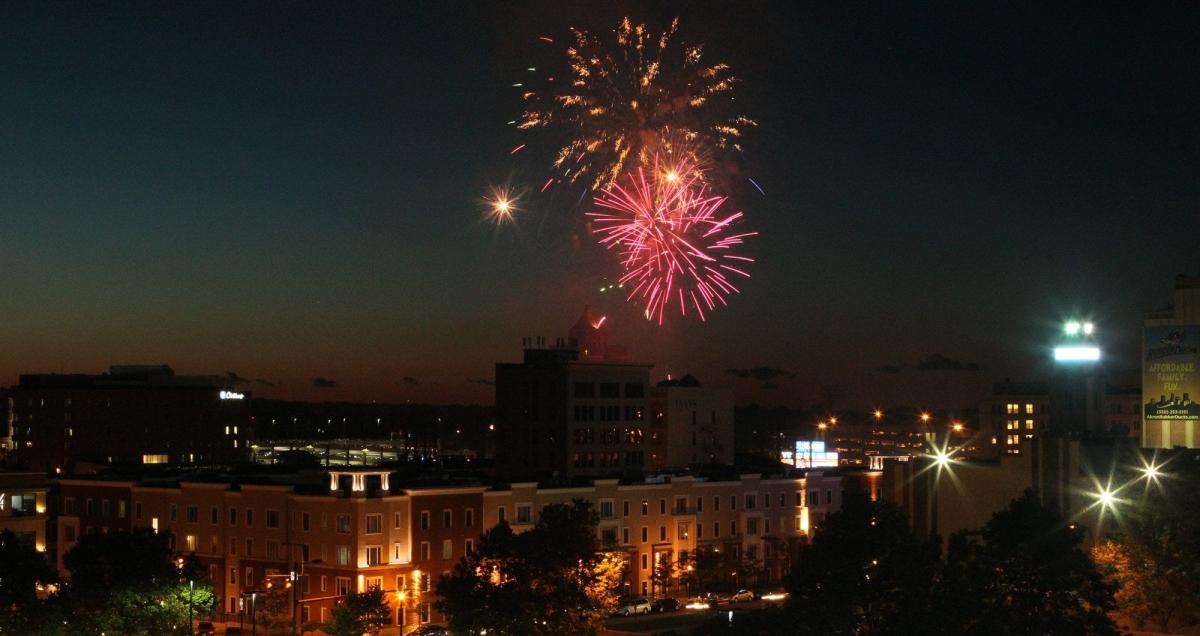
left=2, top=2, right=1197, bottom=409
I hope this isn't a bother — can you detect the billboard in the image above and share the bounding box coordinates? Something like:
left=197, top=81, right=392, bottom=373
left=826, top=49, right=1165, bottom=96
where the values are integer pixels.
left=1144, top=325, right=1200, bottom=421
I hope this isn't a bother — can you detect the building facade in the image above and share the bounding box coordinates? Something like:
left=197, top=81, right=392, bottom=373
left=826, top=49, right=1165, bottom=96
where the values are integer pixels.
left=9, top=365, right=251, bottom=471
left=979, top=381, right=1049, bottom=456
left=648, top=376, right=735, bottom=469
left=0, top=472, right=51, bottom=554
left=57, top=469, right=812, bottom=633
left=1143, top=273, right=1200, bottom=449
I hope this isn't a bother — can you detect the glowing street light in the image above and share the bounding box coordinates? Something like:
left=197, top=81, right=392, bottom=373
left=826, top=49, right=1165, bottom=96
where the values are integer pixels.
left=1140, top=463, right=1162, bottom=481
left=933, top=450, right=952, bottom=468
left=919, top=412, right=931, bottom=424
left=1096, top=487, right=1116, bottom=510
left=873, top=409, right=883, bottom=420
left=951, top=422, right=964, bottom=433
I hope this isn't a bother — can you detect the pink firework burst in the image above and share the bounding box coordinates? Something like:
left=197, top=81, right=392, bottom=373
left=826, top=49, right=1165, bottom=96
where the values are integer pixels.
left=587, top=156, right=756, bottom=325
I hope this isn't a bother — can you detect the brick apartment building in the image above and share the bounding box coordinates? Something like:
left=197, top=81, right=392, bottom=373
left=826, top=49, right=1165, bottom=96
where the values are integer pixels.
left=56, top=468, right=812, bottom=633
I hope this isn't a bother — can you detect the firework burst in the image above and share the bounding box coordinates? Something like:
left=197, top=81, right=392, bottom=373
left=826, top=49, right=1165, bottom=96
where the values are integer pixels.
left=518, top=17, right=754, bottom=191
left=587, top=155, right=756, bottom=324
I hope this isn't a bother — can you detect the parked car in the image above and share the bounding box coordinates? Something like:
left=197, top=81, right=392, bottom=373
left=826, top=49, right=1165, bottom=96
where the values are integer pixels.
left=704, top=591, right=731, bottom=605
left=412, top=626, right=452, bottom=636
left=196, top=622, right=215, bottom=636
left=617, top=597, right=652, bottom=616
left=651, top=598, right=680, bottom=613
left=731, top=589, right=755, bottom=603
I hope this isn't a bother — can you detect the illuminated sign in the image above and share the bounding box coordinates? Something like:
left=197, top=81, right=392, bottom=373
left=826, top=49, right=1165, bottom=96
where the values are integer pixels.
left=219, top=390, right=245, bottom=401
left=793, top=440, right=839, bottom=469
left=1144, top=326, right=1199, bottom=421
left=0, top=494, right=5, bottom=511
left=1053, top=346, right=1101, bottom=361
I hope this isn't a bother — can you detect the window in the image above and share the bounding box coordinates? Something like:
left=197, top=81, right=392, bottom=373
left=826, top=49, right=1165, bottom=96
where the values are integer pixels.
left=336, top=577, right=352, bottom=596
left=573, top=382, right=595, bottom=398
left=365, top=576, right=382, bottom=591
left=497, top=506, right=506, bottom=523
left=516, top=504, right=532, bottom=524
left=337, top=545, right=351, bottom=565
left=229, top=567, right=238, bottom=585
left=321, top=575, right=328, bottom=592
left=337, top=514, right=351, bottom=533
left=764, top=494, right=771, bottom=508
left=366, top=514, right=382, bottom=534
left=302, top=512, right=310, bottom=531
left=622, top=527, right=630, bottom=544
left=622, top=500, right=630, bottom=517
left=1006, top=434, right=1020, bottom=445
left=745, top=494, right=755, bottom=509
left=659, top=499, right=666, bottom=514
left=795, top=492, right=802, bottom=506
left=442, top=540, right=452, bottom=559
left=747, top=518, right=758, bottom=535
left=394, top=542, right=404, bottom=561
left=599, top=382, right=619, bottom=398
left=731, top=520, right=738, bottom=536
left=367, top=545, right=382, bottom=566
left=211, top=507, right=218, bottom=525
left=825, top=490, right=832, bottom=505
left=229, top=536, right=237, bottom=554
left=465, top=538, right=474, bottom=555
left=170, top=504, right=178, bottom=522
left=809, top=490, right=819, bottom=506
left=185, top=534, right=197, bottom=551
left=730, top=495, right=737, bottom=510
left=420, top=511, right=430, bottom=530
left=465, top=508, right=474, bottom=528
left=641, top=553, right=648, bottom=569
left=186, top=506, right=198, bottom=523
left=267, top=541, right=280, bottom=559
left=696, top=523, right=703, bottom=539
left=245, top=509, right=254, bottom=527
left=1025, top=403, right=1034, bottom=414
left=244, top=567, right=254, bottom=587
left=1025, top=419, right=1035, bottom=430
left=266, top=510, right=280, bottom=529
left=641, top=500, right=648, bottom=516
left=418, top=603, right=431, bottom=624
left=420, top=542, right=431, bottom=562
left=696, top=497, right=703, bottom=513
left=624, top=383, right=645, bottom=398
left=599, top=500, right=614, bottom=519
left=442, top=509, right=452, bottom=529
left=659, top=526, right=667, bottom=541
left=1006, top=403, right=1019, bottom=414
left=714, top=496, right=720, bottom=512
left=641, top=526, right=648, bottom=543
left=394, top=512, right=402, bottom=529
left=678, top=523, right=689, bottom=540
left=246, top=538, right=254, bottom=557
left=713, top=521, right=720, bottom=537
left=420, top=574, right=431, bottom=593
left=780, top=493, right=786, bottom=507
left=229, top=508, right=237, bottom=526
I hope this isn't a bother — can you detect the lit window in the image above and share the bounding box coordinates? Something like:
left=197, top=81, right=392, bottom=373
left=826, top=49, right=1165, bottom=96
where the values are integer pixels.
left=1025, top=420, right=1034, bottom=430
left=1006, top=403, right=1019, bottom=414
left=142, top=454, right=169, bottom=464
left=1025, top=403, right=1034, bottom=414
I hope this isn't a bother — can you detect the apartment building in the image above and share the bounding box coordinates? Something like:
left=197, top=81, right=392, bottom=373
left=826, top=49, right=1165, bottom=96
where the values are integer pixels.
left=57, top=469, right=813, bottom=633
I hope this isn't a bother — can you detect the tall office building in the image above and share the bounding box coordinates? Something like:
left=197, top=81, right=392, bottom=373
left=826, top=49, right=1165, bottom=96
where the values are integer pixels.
left=1143, top=273, right=1200, bottom=448
left=495, top=308, right=652, bottom=479
left=8, top=365, right=251, bottom=472
left=648, top=375, right=735, bottom=468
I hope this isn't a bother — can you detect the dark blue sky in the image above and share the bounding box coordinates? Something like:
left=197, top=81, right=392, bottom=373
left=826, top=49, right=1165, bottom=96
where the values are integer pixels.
left=2, top=2, right=1196, bottom=408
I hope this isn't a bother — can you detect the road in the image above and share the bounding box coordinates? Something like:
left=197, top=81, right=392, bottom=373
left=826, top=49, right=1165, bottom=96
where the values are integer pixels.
left=605, top=599, right=776, bottom=634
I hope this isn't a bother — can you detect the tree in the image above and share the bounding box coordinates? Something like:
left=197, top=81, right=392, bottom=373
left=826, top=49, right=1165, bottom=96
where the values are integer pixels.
left=682, top=547, right=723, bottom=595
left=1091, top=461, right=1200, bottom=632
left=949, top=491, right=1117, bottom=636
left=0, top=530, right=56, bottom=633
left=785, top=495, right=941, bottom=635
left=48, top=529, right=218, bottom=636
left=327, top=588, right=392, bottom=636
left=436, top=500, right=625, bottom=635
left=650, top=553, right=677, bottom=599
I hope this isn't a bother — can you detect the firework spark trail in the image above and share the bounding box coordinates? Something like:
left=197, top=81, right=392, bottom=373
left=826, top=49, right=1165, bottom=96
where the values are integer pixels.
left=518, top=17, right=755, bottom=191
left=587, top=156, right=755, bottom=324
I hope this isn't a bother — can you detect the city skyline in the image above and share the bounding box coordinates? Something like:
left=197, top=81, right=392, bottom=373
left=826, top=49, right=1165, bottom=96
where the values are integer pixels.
left=2, top=2, right=1196, bottom=406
